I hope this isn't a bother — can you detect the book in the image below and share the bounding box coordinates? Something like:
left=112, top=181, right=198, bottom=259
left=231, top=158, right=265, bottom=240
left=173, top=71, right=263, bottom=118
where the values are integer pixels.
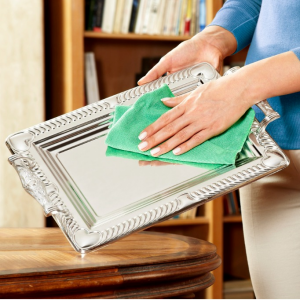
left=190, top=0, right=197, bottom=35
left=141, top=0, right=152, bottom=34
left=147, top=0, right=161, bottom=35
left=199, top=0, right=206, bottom=31
left=113, top=0, right=126, bottom=33
left=162, top=0, right=174, bottom=35
left=153, top=0, right=167, bottom=35
left=94, top=0, right=105, bottom=32
left=85, top=0, right=91, bottom=30
left=227, top=192, right=236, bottom=215
left=121, top=0, right=134, bottom=34
left=179, top=0, right=188, bottom=35
left=102, top=0, right=117, bottom=33
left=184, top=0, right=192, bottom=35
left=172, top=0, right=182, bottom=35
left=86, top=0, right=96, bottom=31
left=129, top=0, right=140, bottom=32
left=195, top=0, right=200, bottom=34
left=85, top=53, right=100, bottom=105
left=134, top=0, right=147, bottom=34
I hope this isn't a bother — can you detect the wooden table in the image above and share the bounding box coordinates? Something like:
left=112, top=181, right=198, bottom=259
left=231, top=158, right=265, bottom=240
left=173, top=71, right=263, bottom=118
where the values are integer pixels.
left=0, top=228, right=221, bottom=299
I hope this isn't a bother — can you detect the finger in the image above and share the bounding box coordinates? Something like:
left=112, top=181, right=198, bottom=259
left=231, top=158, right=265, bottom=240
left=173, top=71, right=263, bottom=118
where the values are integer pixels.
left=161, top=92, right=190, bottom=108
left=172, top=129, right=213, bottom=155
left=138, top=115, right=191, bottom=151
left=138, top=104, right=184, bottom=141
left=138, top=56, right=171, bottom=85
left=150, top=161, right=177, bottom=167
left=138, top=160, right=177, bottom=167
left=147, top=124, right=202, bottom=157
left=138, top=161, right=151, bottom=166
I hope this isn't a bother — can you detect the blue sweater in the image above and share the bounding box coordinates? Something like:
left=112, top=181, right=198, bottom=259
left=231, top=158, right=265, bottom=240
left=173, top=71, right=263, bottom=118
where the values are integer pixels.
left=210, top=0, right=300, bottom=149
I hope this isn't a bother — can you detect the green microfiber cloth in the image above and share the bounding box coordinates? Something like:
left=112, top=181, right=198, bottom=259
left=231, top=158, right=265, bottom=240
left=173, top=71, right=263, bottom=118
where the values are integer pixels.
left=105, top=84, right=255, bottom=165
left=107, top=105, right=221, bottom=169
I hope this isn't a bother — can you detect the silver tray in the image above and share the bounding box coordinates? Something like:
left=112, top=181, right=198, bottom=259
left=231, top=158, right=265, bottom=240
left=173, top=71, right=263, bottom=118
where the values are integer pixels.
left=5, top=63, right=289, bottom=253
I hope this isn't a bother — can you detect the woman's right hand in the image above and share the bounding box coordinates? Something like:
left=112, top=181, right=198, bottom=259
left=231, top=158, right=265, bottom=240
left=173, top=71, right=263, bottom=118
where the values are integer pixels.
left=138, top=26, right=237, bottom=85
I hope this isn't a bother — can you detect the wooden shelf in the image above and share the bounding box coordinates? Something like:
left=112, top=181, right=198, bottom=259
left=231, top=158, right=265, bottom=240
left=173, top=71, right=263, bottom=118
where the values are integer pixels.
left=152, top=217, right=209, bottom=227
left=84, top=31, right=191, bottom=42
left=223, top=215, right=242, bottom=223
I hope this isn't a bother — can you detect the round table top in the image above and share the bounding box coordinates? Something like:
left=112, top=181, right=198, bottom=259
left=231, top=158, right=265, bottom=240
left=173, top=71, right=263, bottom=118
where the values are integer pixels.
left=0, top=228, right=221, bottom=298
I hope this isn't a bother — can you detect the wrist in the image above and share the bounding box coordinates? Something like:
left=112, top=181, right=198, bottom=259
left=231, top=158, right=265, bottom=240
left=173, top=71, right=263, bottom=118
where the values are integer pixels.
left=195, top=26, right=237, bottom=59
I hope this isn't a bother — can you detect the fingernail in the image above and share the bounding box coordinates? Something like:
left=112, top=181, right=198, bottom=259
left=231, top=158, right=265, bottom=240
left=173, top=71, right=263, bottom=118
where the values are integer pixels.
left=138, top=141, right=148, bottom=150
left=173, top=147, right=181, bottom=155
left=137, top=76, right=145, bottom=84
left=150, top=147, right=161, bottom=156
left=161, top=97, right=171, bottom=102
left=138, top=132, right=147, bottom=140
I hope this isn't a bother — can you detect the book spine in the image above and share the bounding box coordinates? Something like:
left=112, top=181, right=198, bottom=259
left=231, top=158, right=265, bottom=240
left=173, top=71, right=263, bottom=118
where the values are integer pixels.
left=175, top=0, right=183, bottom=35
left=94, top=0, right=105, bottom=32
left=84, top=53, right=100, bottom=105
left=233, top=191, right=240, bottom=214
left=147, top=0, right=161, bottom=35
left=113, top=0, right=126, bottom=33
left=171, top=0, right=181, bottom=35
left=129, top=0, right=140, bottom=33
left=134, top=0, right=146, bottom=34
left=153, top=0, right=166, bottom=35
left=129, top=0, right=140, bottom=32
left=162, top=0, right=172, bottom=35
left=228, top=192, right=236, bottom=215
left=121, top=0, right=134, bottom=34
left=85, top=0, right=91, bottom=30
left=190, top=0, right=197, bottom=36
left=141, top=0, right=151, bottom=34
left=102, top=0, right=117, bottom=33
left=179, top=0, right=187, bottom=35
left=195, top=0, right=200, bottom=33
left=199, top=0, right=206, bottom=31
left=87, top=0, right=96, bottom=31
left=184, top=0, right=192, bottom=35
left=167, top=0, right=177, bottom=35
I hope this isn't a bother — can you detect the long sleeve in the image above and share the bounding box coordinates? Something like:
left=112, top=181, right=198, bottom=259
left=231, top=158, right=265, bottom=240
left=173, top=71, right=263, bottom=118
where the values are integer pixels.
left=209, top=0, right=262, bottom=53
left=291, top=47, right=300, bottom=60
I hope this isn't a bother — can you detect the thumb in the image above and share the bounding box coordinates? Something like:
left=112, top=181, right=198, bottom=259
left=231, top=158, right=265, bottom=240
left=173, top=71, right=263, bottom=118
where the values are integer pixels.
left=160, top=93, right=188, bottom=107
left=138, top=56, right=171, bottom=85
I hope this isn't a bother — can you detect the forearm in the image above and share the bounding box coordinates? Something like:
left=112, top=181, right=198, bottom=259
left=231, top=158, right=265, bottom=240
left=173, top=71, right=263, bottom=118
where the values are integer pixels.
left=219, top=51, right=300, bottom=108
left=192, top=26, right=237, bottom=59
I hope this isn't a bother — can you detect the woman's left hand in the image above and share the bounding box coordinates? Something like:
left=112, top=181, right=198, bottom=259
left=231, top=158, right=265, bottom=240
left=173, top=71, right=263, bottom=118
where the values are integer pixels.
left=137, top=76, right=251, bottom=156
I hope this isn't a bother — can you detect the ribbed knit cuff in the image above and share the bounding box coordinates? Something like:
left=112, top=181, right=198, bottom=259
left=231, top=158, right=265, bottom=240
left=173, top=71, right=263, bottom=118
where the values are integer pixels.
left=291, top=47, right=300, bottom=60
left=209, top=0, right=261, bottom=54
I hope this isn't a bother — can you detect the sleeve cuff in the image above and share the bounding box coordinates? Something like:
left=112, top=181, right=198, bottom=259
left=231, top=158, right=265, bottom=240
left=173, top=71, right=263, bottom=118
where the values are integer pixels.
left=209, top=0, right=262, bottom=54
left=291, top=47, right=300, bottom=61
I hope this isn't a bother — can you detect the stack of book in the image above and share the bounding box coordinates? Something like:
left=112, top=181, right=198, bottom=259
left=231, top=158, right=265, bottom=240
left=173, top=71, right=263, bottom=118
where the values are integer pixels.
left=223, top=190, right=241, bottom=216
left=85, top=0, right=207, bottom=36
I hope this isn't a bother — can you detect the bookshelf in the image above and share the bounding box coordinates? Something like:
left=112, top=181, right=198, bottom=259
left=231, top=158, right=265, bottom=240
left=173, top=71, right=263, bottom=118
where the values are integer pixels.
left=44, top=0, right=250, bottom=299
left=84, top=31, right=191, bottom=41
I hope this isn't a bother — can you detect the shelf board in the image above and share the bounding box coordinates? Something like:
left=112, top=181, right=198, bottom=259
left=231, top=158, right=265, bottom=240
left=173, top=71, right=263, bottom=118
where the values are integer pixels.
left=84, top=31, right=191, bottom=42
left=223, top=215, right=242, bottom=223
left=152, top=217, right=209, bottom=227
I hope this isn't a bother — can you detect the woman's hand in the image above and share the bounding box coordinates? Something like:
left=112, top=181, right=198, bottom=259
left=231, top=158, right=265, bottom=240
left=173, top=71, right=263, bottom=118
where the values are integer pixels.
left=137, top=44, right=300, bottom=157
left=137, top=75, right=252, bottom=156
left=138, top=26, right=237, bottom=85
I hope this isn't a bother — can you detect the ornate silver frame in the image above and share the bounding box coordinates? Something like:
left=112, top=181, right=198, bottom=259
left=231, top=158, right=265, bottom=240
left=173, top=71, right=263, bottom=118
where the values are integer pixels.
left=5, top=63, right=289, bottom=253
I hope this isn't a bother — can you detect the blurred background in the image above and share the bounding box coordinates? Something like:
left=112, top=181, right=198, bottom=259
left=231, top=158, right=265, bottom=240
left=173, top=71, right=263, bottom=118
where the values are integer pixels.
left=0, top=0, right=252, bottom=298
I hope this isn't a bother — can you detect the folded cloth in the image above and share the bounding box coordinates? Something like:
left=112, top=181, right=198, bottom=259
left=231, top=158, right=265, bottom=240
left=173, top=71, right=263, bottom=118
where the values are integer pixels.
left=106, top=145, right=222, bottom=169
left=105, top=84, right=255, bottom=165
